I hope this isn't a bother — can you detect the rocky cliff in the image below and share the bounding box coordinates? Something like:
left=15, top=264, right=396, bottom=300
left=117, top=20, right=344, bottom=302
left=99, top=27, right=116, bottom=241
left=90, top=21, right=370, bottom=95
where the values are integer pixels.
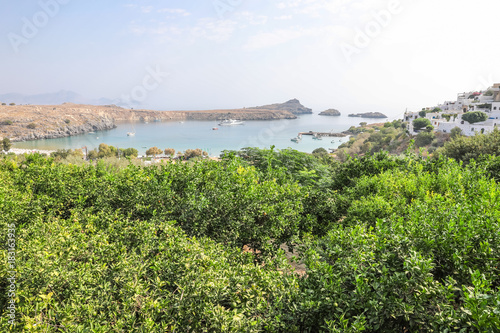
left=319, top=109, right=341, bottom=116
left=0, top=103, right=297, bottom=142
left=248, top=99, right=313, bottom=115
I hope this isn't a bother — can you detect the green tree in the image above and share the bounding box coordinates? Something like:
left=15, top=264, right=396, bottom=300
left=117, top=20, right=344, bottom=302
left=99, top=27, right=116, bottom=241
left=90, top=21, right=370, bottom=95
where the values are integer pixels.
left=438, top=128, right=500, bottom=163
left=2, top=137, right=11, bottom=152
left=184, top=148, right=208, bottom=160
left=146, top=146, right=162, bottom=157
left=87, top=149, right=98, bottom=160
left=9, top=103, right=15, bottom=106
left=312, top=147, right=328, bottom=156
left=359, top=122, right=367, bottom=127
left=51, top=149, right=71, bottom=160
left=412, top=118, right=431, bottom=131
left=450, top=126, right=463, bottom=138
left=164, top=148, right=176, bottom=156
left=462, top=111, right=488, bottom=124
left=415, top=131, right=435, bottom=147
left=98, top=143, right=117, bottom=158
left=120, top=148, right=138, bottom=158
left=27, top=123, right=37, bottom=129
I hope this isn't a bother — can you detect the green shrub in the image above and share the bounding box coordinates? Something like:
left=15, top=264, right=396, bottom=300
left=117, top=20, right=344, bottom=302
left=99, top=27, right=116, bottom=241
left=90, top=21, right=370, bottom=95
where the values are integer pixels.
left=439, top=128, right=500, bottom=163
left=1, top=150, right=499, bottom=332
left=415, top=131, right=435, bottom=147
left=462, top=111, right=488, bottom=124
left=451, top=126, right=463, bottom=138
left=412, top=118, right=431, bottom=131
left=27, top=123, right=36, bottom=129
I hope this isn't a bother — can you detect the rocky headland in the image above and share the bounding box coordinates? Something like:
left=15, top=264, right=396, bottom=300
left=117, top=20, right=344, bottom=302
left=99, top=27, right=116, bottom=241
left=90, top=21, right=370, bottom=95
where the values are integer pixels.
left=348, top=112, right=387, bottom=118
left=0, top=100, right=306, bottom=142
left=248, top=99, right=312, bottom=115
left=319, top=109, right=341, bottom=116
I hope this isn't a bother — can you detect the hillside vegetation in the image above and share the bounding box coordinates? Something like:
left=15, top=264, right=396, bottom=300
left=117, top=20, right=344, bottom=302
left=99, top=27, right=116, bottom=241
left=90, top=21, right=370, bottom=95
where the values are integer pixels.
left=336, top=120, right=452, bottom=159
left=1, top=141, right=500, bottom=331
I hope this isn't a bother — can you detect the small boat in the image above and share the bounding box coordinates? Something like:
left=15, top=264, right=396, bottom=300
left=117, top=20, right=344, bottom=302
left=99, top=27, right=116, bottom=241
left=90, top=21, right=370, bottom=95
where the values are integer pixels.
left=218, top=119, right=245, bottom=126
left=291, top=136, right=301, bottom=143
left=212, top=127, right=219, bottom=130
left=127, top=132, right=135, bottom=136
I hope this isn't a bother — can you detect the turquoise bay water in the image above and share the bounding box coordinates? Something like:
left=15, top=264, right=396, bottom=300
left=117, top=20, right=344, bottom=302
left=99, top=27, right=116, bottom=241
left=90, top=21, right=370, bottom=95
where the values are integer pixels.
left=13, top=115, right=388, bottom=156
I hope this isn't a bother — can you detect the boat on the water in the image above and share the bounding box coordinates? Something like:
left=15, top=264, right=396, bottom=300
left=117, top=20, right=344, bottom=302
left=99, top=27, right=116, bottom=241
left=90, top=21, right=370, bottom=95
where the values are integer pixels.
left=127, top=132, right=135, bottom=136
left=218, top=119, right=244, bottom=126
left=212, top=127, right=219, bottom=130
left=291, top=136, right=301, bottom=143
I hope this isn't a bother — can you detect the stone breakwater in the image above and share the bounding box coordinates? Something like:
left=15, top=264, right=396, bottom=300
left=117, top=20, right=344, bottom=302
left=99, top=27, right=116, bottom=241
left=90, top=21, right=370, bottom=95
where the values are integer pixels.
left=0, top=103, right=298, bottom=142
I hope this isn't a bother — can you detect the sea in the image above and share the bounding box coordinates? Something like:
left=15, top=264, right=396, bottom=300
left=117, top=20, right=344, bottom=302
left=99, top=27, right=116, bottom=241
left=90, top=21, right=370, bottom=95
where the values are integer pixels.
left=12, top=114, right=390, bottom=157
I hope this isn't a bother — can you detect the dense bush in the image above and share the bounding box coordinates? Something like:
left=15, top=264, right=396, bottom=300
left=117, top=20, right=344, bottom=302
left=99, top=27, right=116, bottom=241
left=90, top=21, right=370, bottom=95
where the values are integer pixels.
left=462, top=111, right=488, bottom=124
left=0, top=149, right=499, bottom=331
left=437, top=128, right=500, bottom=163
left=2, top=138, right=11, bottom=152
left=415, top=131, right=435, bottom=147
left=412, top=118, right=431, bottom=131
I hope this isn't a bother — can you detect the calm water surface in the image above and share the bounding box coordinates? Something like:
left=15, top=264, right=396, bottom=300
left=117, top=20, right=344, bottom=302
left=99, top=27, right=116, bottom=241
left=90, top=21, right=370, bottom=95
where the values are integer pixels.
left=13, top=115, right=388, bottom=156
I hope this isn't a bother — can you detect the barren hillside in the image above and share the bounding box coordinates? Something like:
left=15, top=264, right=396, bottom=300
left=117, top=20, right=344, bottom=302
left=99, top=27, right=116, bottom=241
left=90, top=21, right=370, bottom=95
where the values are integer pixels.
left=0, top=103, right=297, bottom=142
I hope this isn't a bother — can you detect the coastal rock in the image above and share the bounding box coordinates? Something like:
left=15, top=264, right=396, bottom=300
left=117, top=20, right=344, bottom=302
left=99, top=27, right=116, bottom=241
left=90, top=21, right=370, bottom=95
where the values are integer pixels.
left=249, top=99, right=313, bottom=115
left=348, top=112, right=387, bottom=118
left=0, top=102, right=297, bottom=142
left=319, top=109, right=341, bottom=116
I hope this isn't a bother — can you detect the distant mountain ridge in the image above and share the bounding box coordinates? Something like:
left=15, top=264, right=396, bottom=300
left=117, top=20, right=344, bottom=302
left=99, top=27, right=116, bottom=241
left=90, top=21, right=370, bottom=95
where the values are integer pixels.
left=0, top=90, right=114, bottom=106
left=248, top=98, right=313, bottom=115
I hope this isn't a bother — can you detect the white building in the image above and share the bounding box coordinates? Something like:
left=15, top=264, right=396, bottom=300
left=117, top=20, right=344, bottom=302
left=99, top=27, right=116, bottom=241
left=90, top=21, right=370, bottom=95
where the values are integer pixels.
left=405, top=84, right=500, bottom=136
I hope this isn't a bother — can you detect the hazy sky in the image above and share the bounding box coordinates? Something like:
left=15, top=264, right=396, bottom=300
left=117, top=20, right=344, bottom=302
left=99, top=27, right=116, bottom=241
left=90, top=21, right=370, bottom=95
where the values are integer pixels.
left=1, top=0, right=499, bottom=118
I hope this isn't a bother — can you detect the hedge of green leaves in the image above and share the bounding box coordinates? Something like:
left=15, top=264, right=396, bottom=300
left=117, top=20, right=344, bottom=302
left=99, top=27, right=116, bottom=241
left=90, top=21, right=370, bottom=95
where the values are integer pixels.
left=1, top=150, right=499, bottom=332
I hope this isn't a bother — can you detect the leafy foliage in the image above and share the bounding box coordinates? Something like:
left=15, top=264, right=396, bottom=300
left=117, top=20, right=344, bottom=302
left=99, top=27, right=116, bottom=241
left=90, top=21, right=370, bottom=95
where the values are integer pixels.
left=412, top=117, right=431, bottom=130
left=415, top=131, right=435, bottom=147
left=2, top=138, right=11, bottom=152
left=164, top=148, right=175, bottom=156
left=0, top=149, right=499, bottom=332
left=145, top=146, right=162, bottom=157
left=462, top=111, right=488, bottom=124
left=438, top=128, right=500, bottom=163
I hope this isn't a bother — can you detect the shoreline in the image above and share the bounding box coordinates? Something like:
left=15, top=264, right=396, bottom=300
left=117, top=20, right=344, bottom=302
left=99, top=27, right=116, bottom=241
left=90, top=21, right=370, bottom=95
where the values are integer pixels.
left=8, top=148, right=56, bottom=155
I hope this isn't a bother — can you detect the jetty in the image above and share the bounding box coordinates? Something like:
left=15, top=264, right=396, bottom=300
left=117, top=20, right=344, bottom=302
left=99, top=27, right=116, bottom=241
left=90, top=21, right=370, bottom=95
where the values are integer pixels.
left=298, top=131, right=348, bottom=138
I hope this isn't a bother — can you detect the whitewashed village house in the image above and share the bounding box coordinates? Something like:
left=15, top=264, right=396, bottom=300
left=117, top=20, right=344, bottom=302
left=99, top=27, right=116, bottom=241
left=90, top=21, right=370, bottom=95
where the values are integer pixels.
left=405, top=84, right=500, bottom=136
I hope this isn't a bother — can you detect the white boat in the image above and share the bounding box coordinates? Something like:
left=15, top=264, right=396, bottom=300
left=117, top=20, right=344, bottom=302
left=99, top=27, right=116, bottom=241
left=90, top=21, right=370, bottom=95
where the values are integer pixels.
left=291, top=136, right=301, bottom=142
left=127, top=132, right=135, bottom=136
left=218, top=119, right=245, bottom=126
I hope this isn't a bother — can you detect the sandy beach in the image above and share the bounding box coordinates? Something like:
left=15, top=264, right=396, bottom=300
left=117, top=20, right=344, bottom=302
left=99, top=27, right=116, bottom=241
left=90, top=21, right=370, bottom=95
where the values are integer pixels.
left=8, top=148, right=56, bottom=155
